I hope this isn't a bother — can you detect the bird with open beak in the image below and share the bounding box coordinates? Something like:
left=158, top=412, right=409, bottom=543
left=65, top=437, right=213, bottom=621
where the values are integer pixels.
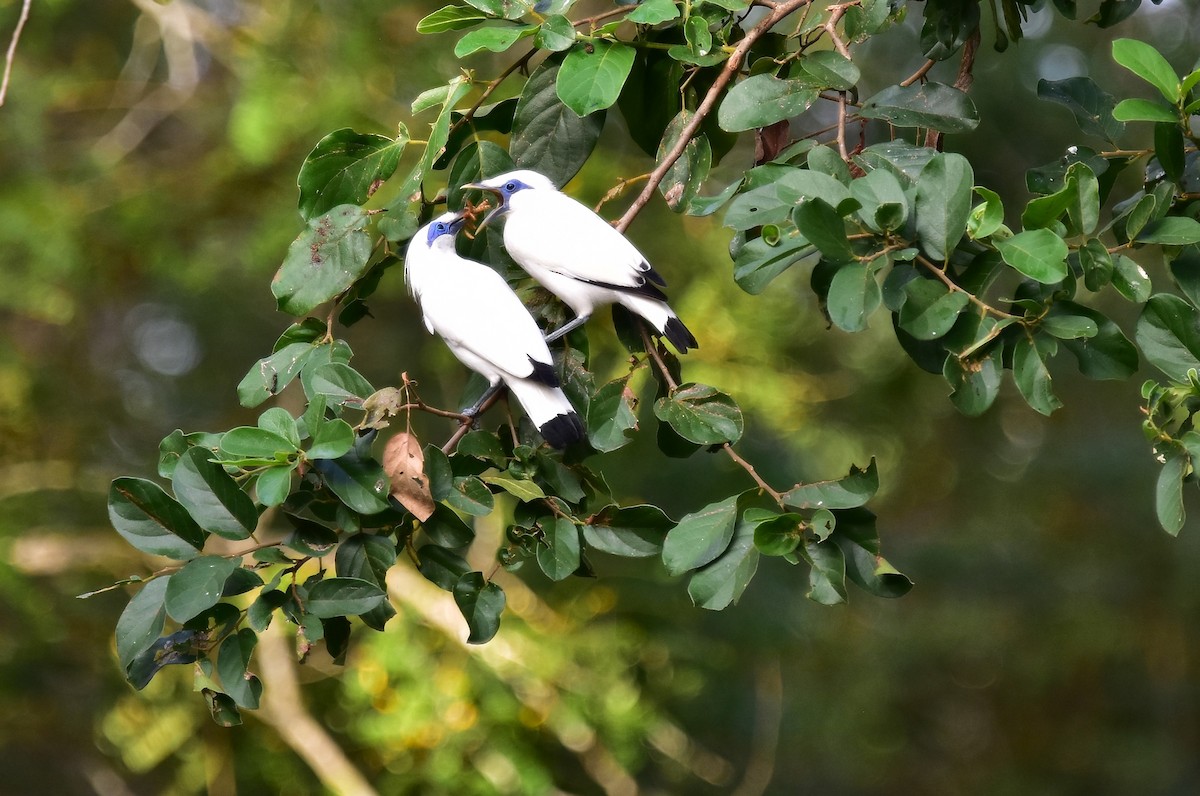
left=404, top=210, right=585, bottom=449
left=465, top=169, right=699, bottom=353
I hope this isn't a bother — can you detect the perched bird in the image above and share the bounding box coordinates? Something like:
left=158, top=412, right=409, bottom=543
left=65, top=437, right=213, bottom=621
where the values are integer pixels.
left=466, top=170, right=699, bottom=352
left=404, top=211, right=585, bottom=449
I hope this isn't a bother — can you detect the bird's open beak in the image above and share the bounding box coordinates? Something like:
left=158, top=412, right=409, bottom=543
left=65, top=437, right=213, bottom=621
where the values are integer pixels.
left=463, top=182, right=507, bottom=231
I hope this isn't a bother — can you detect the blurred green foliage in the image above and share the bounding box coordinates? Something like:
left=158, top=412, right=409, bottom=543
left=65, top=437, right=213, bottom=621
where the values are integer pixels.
left=4, top=0, right=1200, bottom=793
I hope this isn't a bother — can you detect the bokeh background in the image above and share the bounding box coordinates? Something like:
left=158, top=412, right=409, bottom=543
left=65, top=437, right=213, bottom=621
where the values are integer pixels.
left=2, top=0, right=1199, bottom=793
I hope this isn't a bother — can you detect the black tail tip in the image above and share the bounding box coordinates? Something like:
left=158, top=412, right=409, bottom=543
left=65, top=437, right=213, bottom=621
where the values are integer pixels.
left=540, top=412, right=586, bottom=449
left=664, top=316, right=699, bottom=353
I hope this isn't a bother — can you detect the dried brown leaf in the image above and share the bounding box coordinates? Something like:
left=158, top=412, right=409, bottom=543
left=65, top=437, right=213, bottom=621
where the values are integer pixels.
left=383, top=431, right=435, bottom=521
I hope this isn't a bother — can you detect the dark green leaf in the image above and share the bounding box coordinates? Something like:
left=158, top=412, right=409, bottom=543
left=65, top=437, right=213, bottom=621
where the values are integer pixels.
left=510, top=58, right=604, bottom=187
left=1155, top=121, right=1185, bottom=183
left=1080, top=237, right=1114, bottom=291
left=1055, top=303, right=1138, bottom=380
left=914, top=152, right=974, bottom=262
left=583, top=504, right=672, bottom=557
left=447, top=142, right=516, bottom=211
left=997, top=229, right=1069, bottom=284
left=717, top=74, right=818, bottom=132
left=1136, top=293, right=1200, bottom=381
left=297, top=128, right=405, bottom=220
left=453, top=572, right=506, bottom=644
left=116, top=577, right=170, bottom=670
left=1137, top=217, right=1200, bottom=245
left=859, top=82, right=980, bottom=133
left=418, top=544, right=472, bottom=591
left=653, top=383, right=744, bottom=445
left=1155, top=452, right=1187, bottom=535
left=657, top=110, right=712, bottom=212
left=687, top=517, right=759, bottom=610
left=172, top=448, right=258, bottom=540
left=128, top=631, right=202, bottom=690
left=732, top=234, right=816, bottom=294
left=158, top=429, right=223, bottom=479
left=783, top=459, right=879, bottom=510
left=447, top=476, right=495, bottom=516
left=272, top=206, right=373, bottom=316
left=420, top=504, right=476, bottom=548
left=725, top=167, right=850, bottom=229
left=750, top=510, right=805, bottom=557
left=898, top=278, right=970, bottom=340
left=943, top=351, right=1002, bottom=417
left=1012, top=335, right=1063, bottom=415
left=108, top=478, right=205, bottom=559
left=851, top=168, right=908, bottom=233
left=827, top=259, right=884, bottom=333
left=307, top=418, right=355, bottom=460
left=557, top=40, right=636, bottom=117
left=1112, top=254, right=1152, bottom=303
left=1036, top=77, right=1125, bottom=143
left=306, top=577, right=388, bottom=618
left=796, top=51, right=860, bottom=91
left=305, top=363, right=374, bottom=407
left=804, top=540, right=847, bottom=605
left=587, top=376, right=639, bottom=452
left=536, top=516, right=582, bottom=581
left=662, top=493, right=740, bottom=575
left=248, top=590, right=288, bottom=632
left=831, top=510, right=914, bottom=598
left=311, top=442, right=391, bottom=515
left=164, top=555, right=240, bottom=623
left=237, top=342, right=316, bottom=408
left=793, top=198, right=854, bottom=262
left=217, top=629, right=261, bottom=709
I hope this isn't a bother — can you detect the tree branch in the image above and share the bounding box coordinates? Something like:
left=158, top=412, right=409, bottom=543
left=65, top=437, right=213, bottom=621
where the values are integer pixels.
left=0, top=0, right=32, bottom=108
left=615, top=0, right=816, bottom=234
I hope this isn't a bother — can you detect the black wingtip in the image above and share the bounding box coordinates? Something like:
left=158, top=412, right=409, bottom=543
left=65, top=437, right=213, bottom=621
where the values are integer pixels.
left=539, top=412, right=586, bottom=449
left=642, top=262, right=667, bottom=287
left=663, top=316, right=699, bottom=353
left=527, top=357, right=561, bottom=387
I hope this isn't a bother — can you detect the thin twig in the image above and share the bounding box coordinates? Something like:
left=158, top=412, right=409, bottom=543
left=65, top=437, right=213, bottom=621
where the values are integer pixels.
left=915, top=254, right=1019, bottom=320
left=898, top=59, right=936, bottom=87
left=615, top=0, right=816, bottom=234
left=594, top=173, right=650, bottom=213
left=449, top=47, right=537, bottom=138
left=442, top=390, right=502, bottom=454
left=0, top=0, right=31, bottom=107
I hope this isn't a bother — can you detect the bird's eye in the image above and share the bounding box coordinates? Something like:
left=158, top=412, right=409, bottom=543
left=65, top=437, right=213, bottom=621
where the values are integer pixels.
left=505, top=182, right=517, bottom=192
left=435, top=223, right=446, bottom=232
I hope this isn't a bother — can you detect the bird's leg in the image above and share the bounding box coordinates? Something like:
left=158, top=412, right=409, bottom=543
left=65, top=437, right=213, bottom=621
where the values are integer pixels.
left=543, top=314, right=590, bottom=344
left=462, top=385, right=501, bottom=420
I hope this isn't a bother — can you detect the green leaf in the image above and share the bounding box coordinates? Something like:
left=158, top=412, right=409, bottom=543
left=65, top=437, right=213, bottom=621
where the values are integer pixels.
left=796, top=51, right=860, bottom=91
left=217, top=629, right=261, bottom=710
left=453, top=572, right=506, bottom=644
left=272, top=205, right=373, bottom=316
left=307, top=418, right=355, bottom=460
left=717, top=74, right=818, bottom=132
left=1111, top=254, right=1152, bottom=303
left=108, top=478, right=206, bottom=559
left=687, top=518, right=759, bottom=610
left=127, top=630, right=202, bottom=690
left=783, top=459, right=879, bottom=510
left=296, top=128, right=405, bottom=220
left=536, top=516, right=582, bottom=581
left=463, top=0, right=529, bottom=20
left=306, top=577, right=388, bottom=618
left=482, top=473, right=546, bottom=502
left=1155, top=121, right=1185, bottom=183
left=657, top=110, right=712, bottom=212
left=1055, top=303, right=1138, bottom=380
left=1137, top=217, right=1200, bottom=246
left=859, top=82, right=980, bottom=133
left=247, top=590, right=288, bottom=632
left=914, top=152, right=974, bottom=262
left=627, top=0, right=680, bottom=24
left=827, top=259, right=884, bottom=333
left=237, top=342, right=316, bottom=408
left=725, top=166, right=850, bottom=229
left=420, top=504, right=475, bottom=548
left=830, top=509, right=914, bottom=598
left=116, top=577, right=170, bottom=670
left=1012, top=335, right=1063, bottom=415
left=583, top=504, right=671, bottom=558
left=203, top=690, right=242, bottom=727
left=306, top=362, right=375, bottom=407
left=1036, top=77, right=1125, bottom=143
left=417, top=5, right=490, bottom=33
left=587, top=376, right=639, bottom=452
left=793, top=198, right=854, bottom=262
left=653, top=383, right=744, bottom=445
left=804, top=540, right=847, bottom=605
left=943, top=351, right=1002, bottom=417
left=683, top=15, right=712, bottom=57
left=446, top=476, right=495, bottom=517
left=158, top=429, right=222, bottom=479
left=662, top=494, right=740, bottom=576
left=171, top=448, right=258, bottom=540
left=1112, top=38, right=1180, bottom=103
left=997, top=229, right=1069, bottom=284
left=1155, top=452, right=1187, bottom=536
left=1042, top=314, right=1098, bottom=340
left=219, top=427, right=296, bottom=460
left=1080, top=237, right=1114, bottom=291
left=311, top=439, right=391, bottom=515
left=967, top=187, right=1005, bottom=239
left=535, top=15, right=576, bottom=52
left=851, top=168, right=908, bottom=233
left=454, top=24, right=534, bottom=58
left=1112, top=98, right=1177, bottom=123
left=556, top=40, right=636, bottom=117
left=898, top=278, right=970, bottom=340
left=1066, top=162, right=1100, bottom=236
left=164, top=555, right=240, bottom=623
left=510, top=58, right=604, bottom=187
left=1136, top=294, right=1200, bottom=381
left=417, top=544, right=472, bottom=591
left=335, top=534, right=397, bottom=630
left=731, top=234, right=816, bottom=294
left=751, top=511, right=805, bottom=557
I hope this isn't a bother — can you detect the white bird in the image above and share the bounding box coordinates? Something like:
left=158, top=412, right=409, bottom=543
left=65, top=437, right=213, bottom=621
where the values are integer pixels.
left=466, top=170, right=699, bottom=352
left=404, top=211, right=585, bottom=449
